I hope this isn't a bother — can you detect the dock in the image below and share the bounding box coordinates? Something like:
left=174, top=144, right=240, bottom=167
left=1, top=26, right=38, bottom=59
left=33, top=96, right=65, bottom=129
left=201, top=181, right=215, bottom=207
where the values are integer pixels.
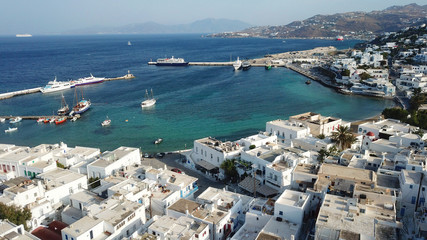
left=104, top=71, right=135, bottom=81
left=0, top=115, right=74, bottom=120
left=0, top=87, right=42, bottom=100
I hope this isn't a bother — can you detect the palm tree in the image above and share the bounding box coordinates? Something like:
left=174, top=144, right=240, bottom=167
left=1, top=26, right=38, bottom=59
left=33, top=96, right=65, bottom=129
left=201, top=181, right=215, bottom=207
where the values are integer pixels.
left=331, top=125, right=357, bottom=150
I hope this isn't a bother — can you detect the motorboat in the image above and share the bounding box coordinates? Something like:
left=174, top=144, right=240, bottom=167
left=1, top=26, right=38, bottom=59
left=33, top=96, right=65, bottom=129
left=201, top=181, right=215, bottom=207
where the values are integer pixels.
left=0, top=118, right=5, bottom=123
left=101, top=117, right=111, bottom=126
left=5, top=127, right=17, bottom=133
left=242, top=61, right=251, bottom=70
left=154, top=138, right=163, bottom=144
left=37, top=117, right=45, bottom=123
left=55, top=117, right=67, bottom=125
left=10, top=117, right=22, bottom=123
left=233, top=57, right=242, bottom=70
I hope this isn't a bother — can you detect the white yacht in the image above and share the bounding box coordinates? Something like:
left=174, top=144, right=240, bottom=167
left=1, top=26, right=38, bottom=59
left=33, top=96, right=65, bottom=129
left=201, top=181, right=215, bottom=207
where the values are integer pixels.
left=41, top=77, right=74, bottom=93
left=141, top=89, right=156, bottom=108
left=233, top=57, right=242, bottom=70
left=5, top=127, right=17, bottom=133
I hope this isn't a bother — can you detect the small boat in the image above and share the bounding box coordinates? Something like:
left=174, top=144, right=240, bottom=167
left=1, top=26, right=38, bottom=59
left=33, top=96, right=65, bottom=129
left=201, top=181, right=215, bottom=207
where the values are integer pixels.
left=70, top=116, right=78, bottom=122
left=10, top=117, right=22, bottom=124
left=233, top=57, right=242, bottom=70
left=242, top=61, right=251, bottom=70
left=154, top=138, right=163, bottom=144
left=49, top=118, right=56, bottom=123
left=141, top=89, right=156, bottom=108
left=265, top=61, right=272, bottom=70
left=128, top=41, right=132, bottom=46
left=43, top=118, right=50, bottom=124
left=5, top=127, right=17, bottom=133
left=0, top=118, right=5, bottom=123
left=57, top=94, right=70, bottom=116
left=37, top=117, right=45, bottom=123
left=305, top=80, right=311, bottom=85
left=101, top=117, right=111, bottom=126
left=55, top=117, right=67, bottom=125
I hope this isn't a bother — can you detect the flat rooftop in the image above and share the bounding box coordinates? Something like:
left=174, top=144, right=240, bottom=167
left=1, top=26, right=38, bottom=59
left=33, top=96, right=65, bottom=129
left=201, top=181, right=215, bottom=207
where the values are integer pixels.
left=197, top=187, right=254, bottom=211
left=267, top=119, right=307, bottom=131
left=38, top=168, right=85, bottom=189
left=294, top=164, right=318, bottom=175
left=258, top=217, right=299, bottom=240
left=276, top=189, right=309, bottom=208
left=195, top=137, right=240, bottom=153
left=62, top=216, right=104, bottom=238
left=318, top=164, right=374, bottom=183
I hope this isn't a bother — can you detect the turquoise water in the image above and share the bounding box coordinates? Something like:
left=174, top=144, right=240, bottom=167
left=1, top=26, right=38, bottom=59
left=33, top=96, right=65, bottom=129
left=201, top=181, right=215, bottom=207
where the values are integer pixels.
left=0, top=35, right=394, bottom=152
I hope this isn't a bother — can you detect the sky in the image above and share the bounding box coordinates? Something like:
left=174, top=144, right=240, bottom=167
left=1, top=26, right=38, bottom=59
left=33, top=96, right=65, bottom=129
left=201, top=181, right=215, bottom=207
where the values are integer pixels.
left=0, top=0, right=426, bottom=35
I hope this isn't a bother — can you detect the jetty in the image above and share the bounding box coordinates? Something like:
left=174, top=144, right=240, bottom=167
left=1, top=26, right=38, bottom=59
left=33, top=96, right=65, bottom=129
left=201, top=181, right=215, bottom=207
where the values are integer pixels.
left=0, top=115, right=75, bottom=120
left=104, top=70, right=135, bottom=81
left=0, top=87, right=42, bottom=100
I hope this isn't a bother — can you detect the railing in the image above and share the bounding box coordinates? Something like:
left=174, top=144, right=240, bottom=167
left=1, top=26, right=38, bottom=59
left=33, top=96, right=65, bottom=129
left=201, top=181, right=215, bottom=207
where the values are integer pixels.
left=181, top=185, right=199, bottom=198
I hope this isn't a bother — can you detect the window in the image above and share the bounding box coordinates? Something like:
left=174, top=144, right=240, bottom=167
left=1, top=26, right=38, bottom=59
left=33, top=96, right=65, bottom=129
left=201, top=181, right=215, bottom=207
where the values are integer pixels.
left=423, top=187, right=425, bottom=191
left=410, top=185, right=413, bottom=189
left=201, top=149, right=203, bottom=155
left=65, top=235, right=68, bottom=240
left=196, top=147, right=198, bottom=153
left=12, top=166, right=15, bottom=171
left=412, top=167, right=416, bottom=171
left=211, top=154, right=213, bottom=159
left=279, top=211, right=283, bottom=215
left=90, top=230, right=93, bottom=239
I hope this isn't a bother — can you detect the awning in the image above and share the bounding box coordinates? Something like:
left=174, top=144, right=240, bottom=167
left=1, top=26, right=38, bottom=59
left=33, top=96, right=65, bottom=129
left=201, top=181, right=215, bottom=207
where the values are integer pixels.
left=195, top=160, right=218, bottom=171
left=257, top=185, right=278, bottom=197
left=238, top=176, right=260, bottom=193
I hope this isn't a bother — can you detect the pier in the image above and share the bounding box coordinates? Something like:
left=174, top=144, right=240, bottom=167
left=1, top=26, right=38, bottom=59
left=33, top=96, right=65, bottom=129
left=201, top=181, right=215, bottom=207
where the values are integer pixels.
left=104, top=71, right=135, bottom=81
left=0, top=115, right=74, bottom=120
left=0, top=87, right=42, bottom=100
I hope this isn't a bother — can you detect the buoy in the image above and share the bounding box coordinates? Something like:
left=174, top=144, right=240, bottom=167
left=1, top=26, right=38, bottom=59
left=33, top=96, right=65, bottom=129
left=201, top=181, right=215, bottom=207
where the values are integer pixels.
left=125, top=119, right=128, bottom=122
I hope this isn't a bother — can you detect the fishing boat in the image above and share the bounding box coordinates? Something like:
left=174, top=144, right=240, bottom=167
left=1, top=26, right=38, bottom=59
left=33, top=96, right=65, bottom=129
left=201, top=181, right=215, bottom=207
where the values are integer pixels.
left=305, top=80, right=311, bottom=85
left=101, top=117, right=111, bottom=126
left=70, top=88, right=91, bottom=116
left=57, top=94, right=69, bottom=116
left=49, top=118, right=56, bottom=123
left=0, top=118, right=5, bottom=123
left=70, top=116, right=78, bottom=122
left=5, top=127, right=17, bottom=133
left=128, top=41, right=132, bottom=46
left=154, top=56, right=188, bottom=66
left=41, top=77, right=74, bottom=93
left=43, top=118, right=50, bottom=123
left=265, top=61, right=272, bottom=70
left=55, top=117, right=67, bottom=125
left=37, top=117, right=45, bottom=123
left=72, top=74, right=105, bottom=86
left=242, top=61, right=251, bottom=70
left=154, top=138, right=163, bottom=144
left=10, top=117, right=22, bottom=124
left=141, top=89, right=156, bottom=108
left=233, top=57, right=242, bottom=70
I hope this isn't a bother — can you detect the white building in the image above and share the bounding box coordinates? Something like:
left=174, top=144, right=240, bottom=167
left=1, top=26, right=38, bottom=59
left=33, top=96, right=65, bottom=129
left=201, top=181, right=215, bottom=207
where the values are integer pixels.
left=87, top=146, right=140, bottom=179
left=396, top=72, right=427, bottom=92
left=191, top=137, right=241, bottom=169
left=238, top=132, right=277, bottom=150
left=266, top=119, right=310, bottom=143
left=275, top=189, right=310, bottom=225
left=289, top=112, right=346, bottom=137
left=147, top=215, right=209, bottom=240
left=61, top=198, right=146, bottom=240
left=52, top=143, right=100, bottom=174
left=0, top=219, right=40, bottom=240
left=357, top=119, right=416, bottom=139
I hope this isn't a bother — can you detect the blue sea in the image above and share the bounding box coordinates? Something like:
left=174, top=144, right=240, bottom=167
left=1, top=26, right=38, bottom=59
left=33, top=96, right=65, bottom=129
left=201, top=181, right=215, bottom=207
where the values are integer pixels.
left=0, top=34, right=394, bottom=153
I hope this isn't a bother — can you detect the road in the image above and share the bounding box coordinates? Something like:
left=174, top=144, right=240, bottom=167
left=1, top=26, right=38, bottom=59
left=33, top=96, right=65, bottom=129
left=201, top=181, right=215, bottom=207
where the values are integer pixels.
left=141, top=153, right=230, bottom=198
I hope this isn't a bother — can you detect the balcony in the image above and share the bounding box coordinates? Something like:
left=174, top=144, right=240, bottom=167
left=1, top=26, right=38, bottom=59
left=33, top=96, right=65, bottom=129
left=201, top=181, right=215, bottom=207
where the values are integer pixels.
left=181, top=185, right=199, bottom=199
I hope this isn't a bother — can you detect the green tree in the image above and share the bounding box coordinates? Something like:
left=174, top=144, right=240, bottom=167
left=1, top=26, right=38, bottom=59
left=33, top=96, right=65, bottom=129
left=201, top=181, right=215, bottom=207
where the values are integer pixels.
left=342, top=69, right=350, bottom=77
left=410, top=88, right=426, bottom=111
left=382, top=108, right=409, bottom=122
left=0, top=203, right=32, bottom=230
left=317, top=134, right=326, bottom=139
left=220, top=159, right=239, bottom=183
left=331, top=126, right=357, bottom=150
left=359, top=72, right=372, bottom=80
left=317, top=148, right=329, bottom=163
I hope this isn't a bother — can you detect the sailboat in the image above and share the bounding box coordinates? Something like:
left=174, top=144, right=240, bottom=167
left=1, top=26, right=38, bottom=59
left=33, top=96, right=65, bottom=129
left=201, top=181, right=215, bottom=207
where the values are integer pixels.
left=69, top=87, right=91, bottom=116
left=57, top=94, right=70, bottom=116
left=141, top=89, right=156, bottom=108
left=128, top=41, right=132, bottom=46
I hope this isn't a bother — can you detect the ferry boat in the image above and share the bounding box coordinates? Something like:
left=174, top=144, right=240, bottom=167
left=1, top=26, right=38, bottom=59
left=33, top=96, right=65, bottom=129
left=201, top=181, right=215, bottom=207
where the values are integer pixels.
left=154, top=56, right=188, bottom=66
left=233, top=57, right=242, bottom=70
left=336, top=35, right=344, bottom=41
left=10, top=117, right=22, bottom=124
left=41, top=77, right=74, bottom=93
left=101, top=117, right=111, bottom=126
left=141, top=89, right=156, bottom=108
left=5, top=127, right=17, bottom=133
left=57, top=94, right=70, bottom=116
left=55, top=117, right=67, bottom=125
left=242, top=61, right=251, bottom=70
left=73, top=74, right=105, bottom=86
left=16, top=34, right=32, bottom=38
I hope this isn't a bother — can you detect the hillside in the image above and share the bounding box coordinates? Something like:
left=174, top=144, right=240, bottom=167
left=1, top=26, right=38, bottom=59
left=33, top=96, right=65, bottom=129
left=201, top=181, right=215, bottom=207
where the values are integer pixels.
left=64, top=18, right=252, bottom=35
left=208, top=4, right=427, bottom=39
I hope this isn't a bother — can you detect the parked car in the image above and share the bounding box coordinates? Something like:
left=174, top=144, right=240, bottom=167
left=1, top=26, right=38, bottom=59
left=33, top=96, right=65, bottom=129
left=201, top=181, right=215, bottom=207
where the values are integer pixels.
left=171, top=168, right=182, bottom=174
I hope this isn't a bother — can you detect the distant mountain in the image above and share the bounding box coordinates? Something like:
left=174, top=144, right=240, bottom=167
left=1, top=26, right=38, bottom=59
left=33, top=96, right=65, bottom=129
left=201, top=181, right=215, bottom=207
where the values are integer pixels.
left=64, top=18, right=252, bottom=35
left=208, top=3, right=427, bottom=39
